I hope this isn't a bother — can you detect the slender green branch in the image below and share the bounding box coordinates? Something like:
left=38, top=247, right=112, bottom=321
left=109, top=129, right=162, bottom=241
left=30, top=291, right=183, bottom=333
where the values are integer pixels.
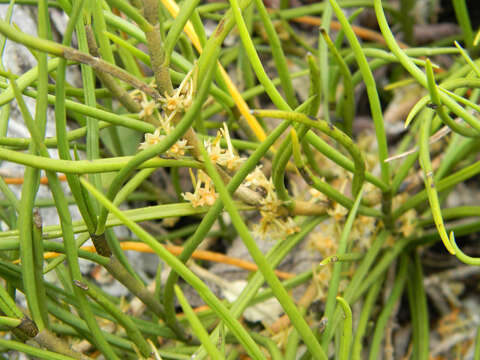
left=425, top=59, right=475, bottom=137
left=322, top=186, right=364, bottom=349
left=320, top=28, right=354, bottom=136
left=254, top=0, right=297, bottom=108
left=373, top=0, right=480, bottom=134
left=106, top=0, right=152, bottom=32
left=253, top=109, right=365, bottom=196
left=329, top=0, right=389, bottom=186
left=336, top=297, right=353, bottom=360
left=0, top=149, right=200, bottom=173
left=74, top=280, right=151, bottom=357
left=174, top=285, right=223, bottom=358
left=162, top=118, right=291, bottom=342
left=321, top=230, right=389, bottom=344
left=85, top=26, right=143, bottom=115
left=406, top=251, right=429, bottom=359
left=452, top=0, right=474, bottom=48
left=0, top=338, right=78, bottom=360
left=96, top=61, right=216, bottom=234
left=352, top=273, right=384, bottom=360
left=368, top=255, right=407, bottom=360
left=0, top=20, right=161, bottom=100
left=80, top=177, right=265, bottom=359
left=143, top=0, right=174, bottom=95
left=418, top=108, right=456, bottom=254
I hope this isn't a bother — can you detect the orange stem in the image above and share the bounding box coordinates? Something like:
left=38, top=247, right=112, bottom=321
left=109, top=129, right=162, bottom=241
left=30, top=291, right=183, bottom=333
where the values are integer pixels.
left=3, top=174, right=67, bottom=185
left=292, top=16, right=409, bottom=49
left=34, top=242, right=295, bottom=280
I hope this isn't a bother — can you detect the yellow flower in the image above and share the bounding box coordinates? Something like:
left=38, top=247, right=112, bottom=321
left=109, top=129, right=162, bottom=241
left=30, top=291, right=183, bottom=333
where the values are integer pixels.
left=139, top=99, right=156, bottom=119
left=159, top=67, right=194, bottom=118
left=327, top=202, right=348, bottom=221
left=283, top=217, right=301, bottom=235
left=204, top=123, right=246, bottom=172
left=244, top=165, right=299, bottom=241
left=139, top=127, right=192, bottom=157
left=182, top=170, right=218, bottom=207
left=130, top=89, right=144, bottom=103
left=168, top=139, right=191, bottom=157
left=245, top=166, right=272, bottom=191
left=139, top=128, right=162, bottom=150
left=252, top=216, right=299, bottom=241
left=309, top=187, right=328, bottom=203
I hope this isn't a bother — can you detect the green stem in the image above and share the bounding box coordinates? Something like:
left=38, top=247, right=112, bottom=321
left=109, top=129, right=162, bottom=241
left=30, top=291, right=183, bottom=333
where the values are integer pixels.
left=80, top=177, right=265, bottom=359
left=424, top=59, right=474, bottom=137
left=0, top=315, right=21, bottom=328
left=253, top=109, right=365, bottom=196
left=452, top=0, right=474, bottom=49
left=418, top=108, right=455, bottom=254
left=474, top=325, right=480, bottom=360
left=330, top=0, right=389, bottom=186
left=322, top=186, right=364, bottom=349
left=0, top=58, right=60, bottom=106
left=74, top=280, right=151, bottom=358
left=368, top=255, right=408, bottom=360
left=106, top=0, right=152, bottom=32
left=0, top=284, right=23, bottom=318
left=0, top=149, right=200, bottom=173
left=174, top=285, right=223, bottom=359
left=195, top=220, right=325, bottom=360
left=318, top=2, right=332, bottom=123
left=406, top=251, right=429, bottom=360
left=351, top=273, right=384, bottom=360
left=306, top=53, right=321, bottom=117
left=11, top=66, right=119, bottom=360
left=198, top=134, right=326, bottom=359
left=143, top=0, right=174, bottom=95
left=0, top=20, right=160, bottom=100
left=321, top=230, right=389, bottom=344
left=164, top=0, right=201, bottom=66
left=254, top=0, right=297, bottom=108
left=76, top=15, right=102, bottom=214
left=320, top=29, right=354, bottom=136
left=373, top=0, right=480, bottom=134
left=320, top=253, right=363, bottom=265
left=336, top=297, right=353, bottom=360
left=0, top=338, right=78, bottom=360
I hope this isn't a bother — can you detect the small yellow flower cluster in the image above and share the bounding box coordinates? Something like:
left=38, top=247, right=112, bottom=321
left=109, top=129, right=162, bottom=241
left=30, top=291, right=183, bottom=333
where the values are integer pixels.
left=180, top=122, right=297, bottom=239
left=182, top=170, right=218, bottom=207
left=204, top=123, right=246, bottom=172
left=182, top=123, right=245, bottom=208
left=138, top=126, right=191, bottom=157
left=327, top=202, right=349, bottom=221
left=159, top=68, right=194, bottom=124
left=309, top=187, right=329, bottom=204
left=139, top=128, right=162, bottom=149
left=130, top=89, right=156, bottom=120
left=138, top=70, right=195, bottom=157
left=247, top=166, right=300, bottom=240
